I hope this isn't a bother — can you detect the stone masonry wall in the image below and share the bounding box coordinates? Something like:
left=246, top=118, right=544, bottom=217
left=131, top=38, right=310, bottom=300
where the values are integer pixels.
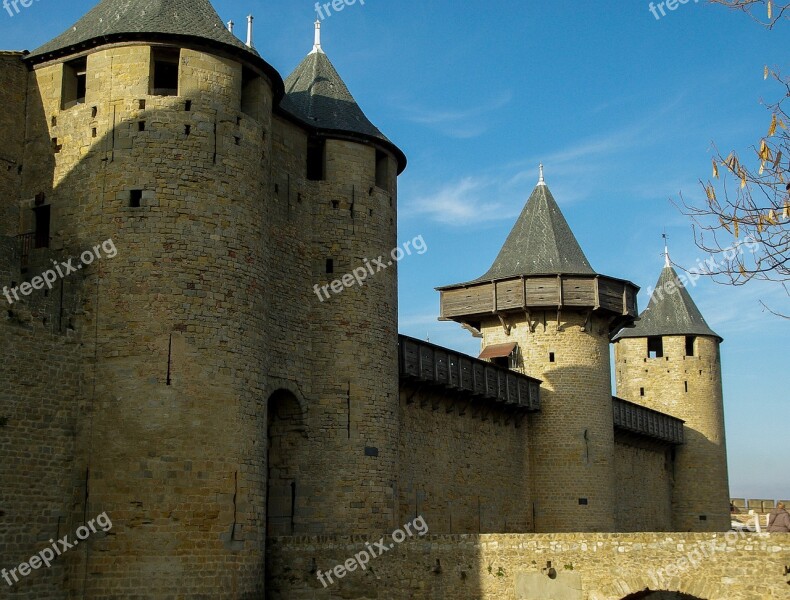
left=266, top=532, right=790, bottom=600
left=10, top=44, right=275, bottom=597
left=615, top=335, right=729, bottom=532
left=614, top=440, right=674, bottom=532
left=482, top=312, right=617, bottom=533
left=0, top=321, right=83, bottom=599
left=0, top=53, right=26, bottom=284
left=398, top=385, right=533, bottom=534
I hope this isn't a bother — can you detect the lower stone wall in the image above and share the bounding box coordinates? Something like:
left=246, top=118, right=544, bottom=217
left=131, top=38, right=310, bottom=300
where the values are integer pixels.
left=398, top=385, right=533, bottom=533
left=614, top=440, right=674, bottom=532
left=0, top=320, right=84, bottom=599
left=266, top=532, right=790, bottom=600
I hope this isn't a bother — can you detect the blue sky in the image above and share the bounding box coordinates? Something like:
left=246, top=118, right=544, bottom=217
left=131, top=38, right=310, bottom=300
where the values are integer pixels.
left=2, top=1, right=787, bottom=500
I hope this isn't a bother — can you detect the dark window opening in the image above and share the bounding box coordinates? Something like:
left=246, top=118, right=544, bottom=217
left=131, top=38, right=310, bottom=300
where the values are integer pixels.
left=647, top=336, right=663, bottom=359
left=33, top=205, right=50, bottom=249
left=184, top=125, right=191, bottom=136
left=91, top=128, right=97, bottom=138
left=91, top=106, right=97, bottom=118
left=129, top=189, right=143, bottom=208
left=61, top=57, right=87, bottom=109
left=184, top=100, right=192, bottom=112
left=234, top=136, right=241, bottom=146
left=138, top=121, right=146, bottom=132
left=150, top=48, right=180, bottom=96
left=307, top=137, right=326, bottom=181
left=51, top=116, right=57, bottom=126
left=684, top=381, right=688, bottom=393
left=685, top=336, right=696, bottom=357
left=578, top=498, right=588, bottom=506
left=51, top=138, right=62, bottom=153
left=375, top=149, right=389, bottom=189
left=640, top=387, right=645, bottom=397
left=241, top=67, right=262, bottom=119
left=492, top=356, right=509, bottom=369
left=139, top=99, right=146, bottom=110
left=699, top=515, right=707, bottom=521
left=325, top=259, right=334, bottom=274
left=331, top=200, right=339, bottom=209
left=549, top=352, right=555, bottom=363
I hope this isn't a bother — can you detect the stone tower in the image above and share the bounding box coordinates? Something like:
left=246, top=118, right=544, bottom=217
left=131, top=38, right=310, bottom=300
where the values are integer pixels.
left=266, top=21, right=406, bottom=537
left=613, top=252, right=730, bottom=531
left=438, top=168, right=639, bottom=532
left=12, top=0, right=287, bottom=595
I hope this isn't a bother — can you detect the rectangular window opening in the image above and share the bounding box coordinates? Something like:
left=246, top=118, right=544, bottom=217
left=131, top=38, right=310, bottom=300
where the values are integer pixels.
left=549, top=352, right=555, bottom=363
left=307, top=137, right=326, bottom=181
left=138, top=121, right=146, bottom=132
left=150, top=47, right=180, bottom=96
left=684, top=381, right=688, bottom=393
left=685, top=336, right=696, bottom=357
left=129, top=189, right=143, bottom=208
left=33, top=205, right=51, bottom=249
left=647, top=336, right=663, bottom=359
left=325, top=258, right=334, bottom=274
left=61, top=57, right=87, bottom=109
left=640, top=387, right=645, bottom=397
left=375, top=149, right=389, bottom=189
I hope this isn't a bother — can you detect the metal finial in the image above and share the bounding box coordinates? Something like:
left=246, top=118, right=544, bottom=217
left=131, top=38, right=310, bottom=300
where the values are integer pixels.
left=246, top=15, right=254, bottom=48
left=663, top=231, right=671, bottom=267
left=227, top=20, right=234, bottom=33
left=537, top=163, right=546, bottom=186
left=311, top=20, right=325, bottom=54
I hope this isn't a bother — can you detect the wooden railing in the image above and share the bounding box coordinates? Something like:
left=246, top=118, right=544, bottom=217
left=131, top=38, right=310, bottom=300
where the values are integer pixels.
left=612, top=396, right=684, bottom=445
left=398, top=335, right=541, bottom=412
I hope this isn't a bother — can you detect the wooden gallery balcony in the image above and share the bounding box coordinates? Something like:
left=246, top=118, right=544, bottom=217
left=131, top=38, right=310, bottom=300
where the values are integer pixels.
left=398, top=335, right=541, bottom=414
left=612, top=396, right=685, bottom=446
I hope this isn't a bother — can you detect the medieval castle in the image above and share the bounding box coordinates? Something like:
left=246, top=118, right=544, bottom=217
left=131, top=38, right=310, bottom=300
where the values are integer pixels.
left=1, top=0, right=733, bottom=598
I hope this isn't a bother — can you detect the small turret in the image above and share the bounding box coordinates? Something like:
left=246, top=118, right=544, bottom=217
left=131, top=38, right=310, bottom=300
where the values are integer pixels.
left=613, top=251, right=730, bottom=531
left=439, top=167, right=639, bottom=532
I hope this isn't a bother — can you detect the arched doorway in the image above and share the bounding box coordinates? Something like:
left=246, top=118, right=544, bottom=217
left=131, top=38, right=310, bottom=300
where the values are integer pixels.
left=266, top=389, right=306, bottom=536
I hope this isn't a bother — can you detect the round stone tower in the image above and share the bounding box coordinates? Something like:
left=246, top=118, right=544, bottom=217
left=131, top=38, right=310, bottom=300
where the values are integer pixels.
left=21, top=0, right=283, bottom=595
left=438, top=167, right=639, bottom=532
left=265, top=21, right=407, bottom=536
left=613, top=252, right=730, bottom=532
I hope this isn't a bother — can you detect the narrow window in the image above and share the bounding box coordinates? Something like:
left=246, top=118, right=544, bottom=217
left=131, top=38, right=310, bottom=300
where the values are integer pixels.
left=138, top=121, right=146, bottom=132
left=33, top=205, right=50, bottom=249
left=61, top=57, right=87, bottom=109
left=647, top=336, right=663, bottom=359
left=549, top=352, right=555, bottom=363
left=375, top=149, right=389, bottom=189
left=307, top=137, right=326, bottom=181
left=640, top=387, right=645, bottom=397
left=685, top=336, right=696, bottom=357
left=129, top=190, right=143, bottom=208
left=684, top=381, right=688, bottom=393
left=325, top=259, right=334, bottom=274
left=150, top=48, right=180, bottom=96
left=184, top=100, right=192, bottom=112
left=139, top=99, right=146, bottom=110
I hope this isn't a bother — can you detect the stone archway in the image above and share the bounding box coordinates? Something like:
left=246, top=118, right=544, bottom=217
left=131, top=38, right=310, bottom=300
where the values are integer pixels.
left=623, top=592, right=705, bottom=599
left=265, top=389, right=306, bottom=536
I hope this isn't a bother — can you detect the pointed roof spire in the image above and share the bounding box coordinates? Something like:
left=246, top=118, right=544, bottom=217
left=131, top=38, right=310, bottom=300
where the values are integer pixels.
left=471, top=178, right=595, bottom=281
left=311, top=19, right=325, bottom=54
left=538, top=163, right=546, bottom=186
left=280, top=22, right=407, bottom=173
left=663, top=231, right=671, bottom=267
left=613, top=261, right=721, bottom=342
left=27, top=0, right=263, bottom=61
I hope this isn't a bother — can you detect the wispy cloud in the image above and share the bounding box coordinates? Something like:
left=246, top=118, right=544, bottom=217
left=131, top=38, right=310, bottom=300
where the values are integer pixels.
left=401, top=176, right=519, bottom=226
left=394, top=91, right=513, bottom=138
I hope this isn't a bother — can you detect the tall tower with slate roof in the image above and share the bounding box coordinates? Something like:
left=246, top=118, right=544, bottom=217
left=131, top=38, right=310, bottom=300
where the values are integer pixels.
left=0, top=0, right=406, bottom=596
left=438, top=167, right=640, bottom=532
left=613, top=250, right=730, bottom=531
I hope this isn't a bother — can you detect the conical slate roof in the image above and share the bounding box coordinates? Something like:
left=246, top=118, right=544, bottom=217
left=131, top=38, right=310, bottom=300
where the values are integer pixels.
left=280, top=41, right=407, bottom=172
left=27, top=0, right=259, bottom=61
left=473, top=179, right=595, bottom=282
left=613, top=264, right=721, bottom=341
